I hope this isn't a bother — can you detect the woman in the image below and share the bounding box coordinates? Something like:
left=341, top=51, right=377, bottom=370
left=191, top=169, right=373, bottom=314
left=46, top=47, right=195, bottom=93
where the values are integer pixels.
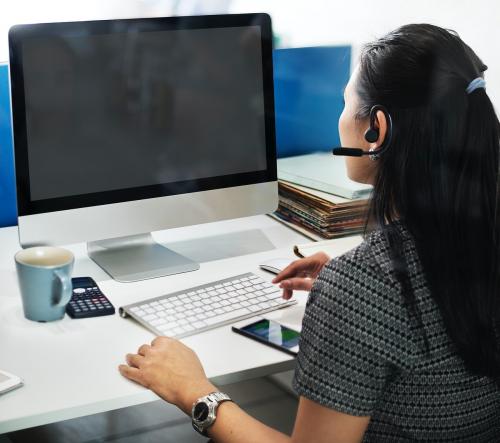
left=119, top=24, right=500, bottom=442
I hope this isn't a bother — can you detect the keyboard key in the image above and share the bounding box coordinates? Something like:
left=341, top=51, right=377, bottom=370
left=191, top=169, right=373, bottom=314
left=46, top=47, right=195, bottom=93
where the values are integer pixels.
left=205, top=308, right=251, bottom=325
left=193, top=321, right=207, bottom=328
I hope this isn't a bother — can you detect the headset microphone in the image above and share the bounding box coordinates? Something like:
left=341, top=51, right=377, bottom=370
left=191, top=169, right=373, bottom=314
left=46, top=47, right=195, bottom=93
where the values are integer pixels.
left=332, top=105, right=393, bottom=159
left=332, top=147, right=364, bottom=157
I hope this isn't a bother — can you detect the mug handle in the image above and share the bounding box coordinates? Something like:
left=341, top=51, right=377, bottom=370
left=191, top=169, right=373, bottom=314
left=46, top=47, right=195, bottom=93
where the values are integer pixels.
left=53, top=270, right=73, bottom=307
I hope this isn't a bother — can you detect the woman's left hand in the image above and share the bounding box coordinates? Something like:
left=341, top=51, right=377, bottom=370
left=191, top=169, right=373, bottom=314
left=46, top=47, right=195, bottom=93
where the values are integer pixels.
left=119, top=336, right=217, bottom=415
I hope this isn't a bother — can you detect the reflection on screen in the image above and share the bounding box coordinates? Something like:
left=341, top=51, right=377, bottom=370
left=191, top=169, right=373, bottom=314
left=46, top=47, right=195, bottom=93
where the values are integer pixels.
left=242, top=319, right=300, bottom=349
left=21, top=25, right=267, bottom=201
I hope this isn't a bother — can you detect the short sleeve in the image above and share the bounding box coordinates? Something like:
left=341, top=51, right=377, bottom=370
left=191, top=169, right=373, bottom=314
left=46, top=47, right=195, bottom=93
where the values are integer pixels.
left=293, top=244, right=415, bottom=416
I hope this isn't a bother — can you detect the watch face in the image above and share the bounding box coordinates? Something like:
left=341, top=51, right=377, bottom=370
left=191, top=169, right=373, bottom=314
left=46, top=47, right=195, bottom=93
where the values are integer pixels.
left=193, top=402, right=210, bottom=422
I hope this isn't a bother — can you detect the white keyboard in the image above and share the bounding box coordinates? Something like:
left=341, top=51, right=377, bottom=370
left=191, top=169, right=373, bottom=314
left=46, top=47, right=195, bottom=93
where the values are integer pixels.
left=119, top=272, right=296, bottom=338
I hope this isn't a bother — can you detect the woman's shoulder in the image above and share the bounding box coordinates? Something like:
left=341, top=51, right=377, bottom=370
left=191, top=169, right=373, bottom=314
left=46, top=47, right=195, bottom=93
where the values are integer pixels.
left=303, top=222, right=420, bottom=372
left=311, top=222, right=419, bottom=334
left=330, top=220, right=415, bottom=286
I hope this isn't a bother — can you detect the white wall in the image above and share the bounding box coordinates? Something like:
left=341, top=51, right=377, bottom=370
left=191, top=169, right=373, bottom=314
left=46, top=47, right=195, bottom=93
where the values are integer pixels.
left=0, top=0, right=498, bottom=108
left=231, top=0, right=500, bottom=109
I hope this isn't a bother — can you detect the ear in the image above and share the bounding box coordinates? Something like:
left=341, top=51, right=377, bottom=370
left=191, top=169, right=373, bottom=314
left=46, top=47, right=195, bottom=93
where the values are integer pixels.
left=370, top=110, right=388, bottom=149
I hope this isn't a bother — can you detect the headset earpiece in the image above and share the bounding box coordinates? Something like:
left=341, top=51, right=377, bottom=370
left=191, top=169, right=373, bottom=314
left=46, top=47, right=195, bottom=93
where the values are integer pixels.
left=364, top=127, right=379, bottom=143
left=332, top=104, right=392, bottom=159
left=364, top=106, right=381, bottom=143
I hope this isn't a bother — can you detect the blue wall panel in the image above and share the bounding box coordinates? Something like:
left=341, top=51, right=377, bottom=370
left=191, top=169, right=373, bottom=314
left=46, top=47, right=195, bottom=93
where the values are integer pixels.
left=0, top=63, right=17, bottom=227
left=273, top=46, right=351, bottom=158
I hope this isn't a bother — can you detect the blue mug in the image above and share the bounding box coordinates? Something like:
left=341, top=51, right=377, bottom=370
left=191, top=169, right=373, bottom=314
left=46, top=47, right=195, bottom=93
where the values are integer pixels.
left=15, top=247, right=74, bottom=322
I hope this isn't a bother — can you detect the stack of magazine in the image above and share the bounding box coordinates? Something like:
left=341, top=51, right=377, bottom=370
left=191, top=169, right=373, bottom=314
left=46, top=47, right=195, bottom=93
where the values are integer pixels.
left=274, top=153, right=371, bottom=239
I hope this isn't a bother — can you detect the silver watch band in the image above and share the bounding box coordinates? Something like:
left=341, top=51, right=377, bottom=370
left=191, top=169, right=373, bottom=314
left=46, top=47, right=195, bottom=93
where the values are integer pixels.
left=192, top=391, right=232, bottom=436
left=208, top=392, right=231, bottom=403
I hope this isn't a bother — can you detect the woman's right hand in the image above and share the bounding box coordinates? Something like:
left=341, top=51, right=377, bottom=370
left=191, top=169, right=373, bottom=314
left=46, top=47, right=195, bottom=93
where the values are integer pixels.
left=272, top=252, right=330, bottom=300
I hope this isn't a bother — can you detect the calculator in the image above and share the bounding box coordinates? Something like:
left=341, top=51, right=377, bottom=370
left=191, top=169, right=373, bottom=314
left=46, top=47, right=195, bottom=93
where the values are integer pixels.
left=67, top=277, right=115, bottom=319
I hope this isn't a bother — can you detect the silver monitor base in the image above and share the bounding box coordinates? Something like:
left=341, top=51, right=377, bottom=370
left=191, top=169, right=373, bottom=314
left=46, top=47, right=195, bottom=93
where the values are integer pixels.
left=88, top=234, right=199, bottom=282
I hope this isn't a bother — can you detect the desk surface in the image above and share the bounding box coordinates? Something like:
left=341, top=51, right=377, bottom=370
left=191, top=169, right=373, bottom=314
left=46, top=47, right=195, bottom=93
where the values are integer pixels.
left=0, top=215, right=361, bottom=434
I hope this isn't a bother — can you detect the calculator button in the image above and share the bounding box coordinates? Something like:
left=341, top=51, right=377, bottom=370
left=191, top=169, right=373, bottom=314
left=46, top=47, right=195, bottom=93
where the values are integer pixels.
left=74, top=288, right=86, bottom=294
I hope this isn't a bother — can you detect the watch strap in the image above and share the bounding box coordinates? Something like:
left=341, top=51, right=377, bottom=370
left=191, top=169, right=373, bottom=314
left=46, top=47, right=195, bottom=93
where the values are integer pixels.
left=192, top=391, right=232, bottom=436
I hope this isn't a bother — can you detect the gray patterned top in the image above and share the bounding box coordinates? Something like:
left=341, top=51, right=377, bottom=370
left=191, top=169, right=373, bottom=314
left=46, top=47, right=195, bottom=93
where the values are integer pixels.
left=293, top=221, right=500, bottom=442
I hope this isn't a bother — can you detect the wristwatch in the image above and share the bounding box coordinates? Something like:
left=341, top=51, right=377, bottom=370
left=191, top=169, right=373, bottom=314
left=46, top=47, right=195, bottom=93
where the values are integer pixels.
left=191, top=391, right=232, bottom=436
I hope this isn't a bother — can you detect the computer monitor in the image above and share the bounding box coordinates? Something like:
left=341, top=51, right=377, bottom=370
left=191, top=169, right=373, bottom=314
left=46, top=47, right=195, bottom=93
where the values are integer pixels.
left=9, top=13, right=278, bottom=282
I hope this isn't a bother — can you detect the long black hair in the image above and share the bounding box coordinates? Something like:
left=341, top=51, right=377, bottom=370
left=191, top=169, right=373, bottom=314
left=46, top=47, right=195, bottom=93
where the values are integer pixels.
left=356, top=24, right=500, bottom=378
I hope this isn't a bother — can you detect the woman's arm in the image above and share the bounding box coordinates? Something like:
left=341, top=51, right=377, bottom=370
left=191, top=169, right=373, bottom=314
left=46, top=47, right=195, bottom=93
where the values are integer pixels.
left=207, top=395, right=369, bottom=443
left=119, top=337, right=369, bottom=443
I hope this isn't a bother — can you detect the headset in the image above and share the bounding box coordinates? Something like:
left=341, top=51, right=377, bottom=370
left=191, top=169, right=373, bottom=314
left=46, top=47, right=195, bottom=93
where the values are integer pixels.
left=332, top=105, right=393, bottom=159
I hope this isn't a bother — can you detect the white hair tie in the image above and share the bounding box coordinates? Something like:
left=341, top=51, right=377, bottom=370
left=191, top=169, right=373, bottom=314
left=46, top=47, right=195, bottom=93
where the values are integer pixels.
left=466, top=77, right=486, bottom=94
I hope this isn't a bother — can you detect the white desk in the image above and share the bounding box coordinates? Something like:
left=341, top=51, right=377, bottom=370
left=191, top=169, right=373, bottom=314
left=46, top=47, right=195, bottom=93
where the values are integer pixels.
left=0, top=215, right=361, bottom=434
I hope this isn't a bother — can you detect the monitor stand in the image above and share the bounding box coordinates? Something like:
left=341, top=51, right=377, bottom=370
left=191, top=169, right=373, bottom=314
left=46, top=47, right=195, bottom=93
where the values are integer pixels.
left=87, top=233, right=199, bottom=283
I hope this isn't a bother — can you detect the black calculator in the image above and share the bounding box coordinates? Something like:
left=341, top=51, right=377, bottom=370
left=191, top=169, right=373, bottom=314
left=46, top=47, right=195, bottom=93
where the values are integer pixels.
left=67, top=277, right=115, bottom=319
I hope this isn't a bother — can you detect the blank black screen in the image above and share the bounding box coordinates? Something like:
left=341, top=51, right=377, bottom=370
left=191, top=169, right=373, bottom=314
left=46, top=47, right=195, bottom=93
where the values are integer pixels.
left=21, top=25, right=267, bottom=201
